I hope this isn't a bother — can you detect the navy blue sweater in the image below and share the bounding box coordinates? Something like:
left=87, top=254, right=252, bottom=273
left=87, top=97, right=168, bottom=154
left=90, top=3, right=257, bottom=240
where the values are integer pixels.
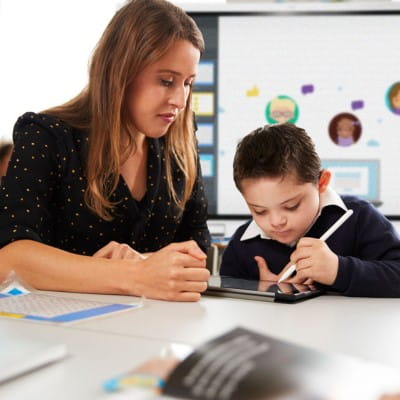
left=220, top=196, right=400, bottom=297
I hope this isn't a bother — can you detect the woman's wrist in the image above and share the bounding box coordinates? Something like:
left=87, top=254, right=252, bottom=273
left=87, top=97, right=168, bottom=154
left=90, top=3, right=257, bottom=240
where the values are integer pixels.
left=112, top=258, right=146, bottom=296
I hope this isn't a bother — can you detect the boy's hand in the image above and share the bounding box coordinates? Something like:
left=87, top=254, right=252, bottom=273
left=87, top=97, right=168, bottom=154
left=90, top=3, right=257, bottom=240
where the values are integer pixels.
left=284, top=237, right=339, bottom=285
left=254, top=256, right=279, bottom=281
left=255, top=257, right=298, bottom=293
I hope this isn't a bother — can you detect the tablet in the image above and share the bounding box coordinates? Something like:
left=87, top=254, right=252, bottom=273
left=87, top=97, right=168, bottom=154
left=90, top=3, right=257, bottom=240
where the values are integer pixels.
left=205, top=276, right=324, bottom=303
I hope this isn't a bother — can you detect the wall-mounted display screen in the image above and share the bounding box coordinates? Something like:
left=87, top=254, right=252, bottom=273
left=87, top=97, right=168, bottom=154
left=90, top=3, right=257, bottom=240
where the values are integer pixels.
left=189, top=5, right=400, bottom=217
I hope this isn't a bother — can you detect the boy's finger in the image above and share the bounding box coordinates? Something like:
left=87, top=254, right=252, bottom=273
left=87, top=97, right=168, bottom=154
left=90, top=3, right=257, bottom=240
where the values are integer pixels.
left=277, top=260, right=294, bottom=280
left=254, top=256, right=278, bottom=281
left=277, top=282, right=293, bottom=294
left=296, top=237, right=318, bottom=248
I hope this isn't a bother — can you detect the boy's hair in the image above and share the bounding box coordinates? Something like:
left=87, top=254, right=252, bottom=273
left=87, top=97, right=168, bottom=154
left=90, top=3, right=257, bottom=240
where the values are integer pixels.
left=233, top=123, right=321, bottom=191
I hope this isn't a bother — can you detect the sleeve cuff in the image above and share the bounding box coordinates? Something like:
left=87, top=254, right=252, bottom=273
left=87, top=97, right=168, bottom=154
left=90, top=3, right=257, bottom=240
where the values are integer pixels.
left=330, top=255, right=352, bottom=292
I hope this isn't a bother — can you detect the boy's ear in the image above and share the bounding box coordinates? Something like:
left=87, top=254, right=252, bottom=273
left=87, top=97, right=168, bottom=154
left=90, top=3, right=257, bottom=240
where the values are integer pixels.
left=318, top=169, right=331, bottom=193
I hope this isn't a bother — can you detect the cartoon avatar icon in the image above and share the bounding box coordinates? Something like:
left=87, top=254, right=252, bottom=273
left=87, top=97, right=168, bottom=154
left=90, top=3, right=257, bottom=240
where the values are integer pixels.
left=328, top=113, right=362, bottom=147
left=265, top=95, right=299, bottom=124
left=387, top=82, right=400, bottom=115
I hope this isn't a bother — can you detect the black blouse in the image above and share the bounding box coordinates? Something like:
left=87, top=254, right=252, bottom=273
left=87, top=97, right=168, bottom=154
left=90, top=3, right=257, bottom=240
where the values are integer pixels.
left=0, top=112, right=210, bottom=255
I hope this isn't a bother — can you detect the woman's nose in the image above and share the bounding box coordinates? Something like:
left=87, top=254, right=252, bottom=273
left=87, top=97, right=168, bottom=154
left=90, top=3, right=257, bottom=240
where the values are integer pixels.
left=168, top=85, right=187, bottom=110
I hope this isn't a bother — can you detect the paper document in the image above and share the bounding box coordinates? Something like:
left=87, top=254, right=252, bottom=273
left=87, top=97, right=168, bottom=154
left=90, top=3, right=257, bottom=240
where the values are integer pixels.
left=0, top=292, right=140, bottom=323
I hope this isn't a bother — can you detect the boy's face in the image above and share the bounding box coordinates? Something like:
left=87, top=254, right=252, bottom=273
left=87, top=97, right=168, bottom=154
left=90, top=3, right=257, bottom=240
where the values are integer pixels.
left=241, top=173, right=325, bottom=245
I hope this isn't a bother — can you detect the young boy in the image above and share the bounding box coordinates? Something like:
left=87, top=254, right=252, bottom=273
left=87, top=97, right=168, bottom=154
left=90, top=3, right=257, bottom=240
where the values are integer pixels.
left=220, top=124, right=400, bottom=297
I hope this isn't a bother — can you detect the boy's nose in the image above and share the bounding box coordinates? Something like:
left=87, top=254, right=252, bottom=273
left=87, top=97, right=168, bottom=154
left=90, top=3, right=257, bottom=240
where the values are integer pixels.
left=269, top=213, right=287, bottom=228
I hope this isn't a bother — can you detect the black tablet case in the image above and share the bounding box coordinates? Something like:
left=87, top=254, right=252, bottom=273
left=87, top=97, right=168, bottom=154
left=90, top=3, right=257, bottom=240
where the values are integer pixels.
left=205, top=276, right=324, bottom=303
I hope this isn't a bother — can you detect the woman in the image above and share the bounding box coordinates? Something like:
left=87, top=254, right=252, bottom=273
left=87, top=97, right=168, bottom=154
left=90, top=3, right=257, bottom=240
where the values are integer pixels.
left=0, top=142, right=13, bottom=178
left=0, top=0, right=210, bottom=301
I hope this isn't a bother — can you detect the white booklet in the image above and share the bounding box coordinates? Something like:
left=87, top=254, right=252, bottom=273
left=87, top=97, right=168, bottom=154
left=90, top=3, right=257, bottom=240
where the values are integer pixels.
left=0, top=330, right=67, bottom=384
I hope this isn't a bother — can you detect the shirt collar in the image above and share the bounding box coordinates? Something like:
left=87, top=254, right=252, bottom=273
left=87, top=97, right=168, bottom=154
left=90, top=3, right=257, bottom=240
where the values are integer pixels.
left=240, top=186, right=348, bottom=242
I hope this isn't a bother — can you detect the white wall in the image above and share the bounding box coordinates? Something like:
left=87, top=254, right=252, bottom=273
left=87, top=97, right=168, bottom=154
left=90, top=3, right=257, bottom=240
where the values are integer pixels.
left=0, top=0, right=124, bottom=141
left=2, top=0, right=400, bottom=227
left=0, top=0, right=223, bottom=142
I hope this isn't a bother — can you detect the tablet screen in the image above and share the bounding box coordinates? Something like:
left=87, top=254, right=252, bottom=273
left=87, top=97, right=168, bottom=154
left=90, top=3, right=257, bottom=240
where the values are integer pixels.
left=206, top=276, right=324, bottom=303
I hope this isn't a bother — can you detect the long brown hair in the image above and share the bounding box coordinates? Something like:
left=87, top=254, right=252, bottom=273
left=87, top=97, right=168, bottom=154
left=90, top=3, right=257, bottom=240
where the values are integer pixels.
left=43, top=0, right=204, bottom=220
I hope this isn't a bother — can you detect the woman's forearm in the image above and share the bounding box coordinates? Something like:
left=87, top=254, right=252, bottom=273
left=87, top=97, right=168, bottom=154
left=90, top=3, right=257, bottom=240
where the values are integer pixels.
left=0, top=239, right=210, bottom=301
left=0, top=240, right=135, bottom=294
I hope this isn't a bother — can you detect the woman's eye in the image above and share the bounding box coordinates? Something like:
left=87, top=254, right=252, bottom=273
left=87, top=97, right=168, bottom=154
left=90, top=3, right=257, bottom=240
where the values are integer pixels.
left=161, top=79, right=173, bottom=87
left=184, top=81, right=193, bottom=87
left=286, top=204, right=299, bottom=211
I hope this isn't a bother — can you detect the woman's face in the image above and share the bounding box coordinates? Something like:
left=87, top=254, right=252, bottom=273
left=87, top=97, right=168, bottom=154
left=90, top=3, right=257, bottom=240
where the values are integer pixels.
left=126, top=39, right=200, bottom=139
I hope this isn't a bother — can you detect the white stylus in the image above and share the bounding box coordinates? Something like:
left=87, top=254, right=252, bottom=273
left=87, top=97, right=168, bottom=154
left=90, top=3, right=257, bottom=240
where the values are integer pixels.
left=277, top=208, right=354, bottom=283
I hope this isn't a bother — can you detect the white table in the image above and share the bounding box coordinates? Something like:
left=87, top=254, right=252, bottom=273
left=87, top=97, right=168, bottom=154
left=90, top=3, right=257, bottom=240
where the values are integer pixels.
left=0, top=317, right=172, bottom=400
left=74, top=292, right=400, bottom=370
left=1, top=292, right=400, bottom=399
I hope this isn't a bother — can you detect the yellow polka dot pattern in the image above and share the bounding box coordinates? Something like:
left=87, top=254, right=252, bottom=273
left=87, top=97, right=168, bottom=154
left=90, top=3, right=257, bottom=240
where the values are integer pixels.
left=0, top=112, right=211, bottom=254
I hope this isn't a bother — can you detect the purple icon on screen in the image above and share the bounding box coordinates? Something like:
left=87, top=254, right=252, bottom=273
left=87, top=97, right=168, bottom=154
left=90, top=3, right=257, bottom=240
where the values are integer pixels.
left=351, top=100, right=364, bottom=110
left=301, top=84, right=314, bottom=95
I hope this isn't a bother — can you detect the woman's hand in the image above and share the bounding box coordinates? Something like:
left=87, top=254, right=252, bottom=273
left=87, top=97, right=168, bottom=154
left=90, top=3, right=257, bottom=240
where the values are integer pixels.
left=93, top=241, right=146, bottom=260
left=127, top=240, right=210, bottom=302
left=280, top=237, right=339, bottom=286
